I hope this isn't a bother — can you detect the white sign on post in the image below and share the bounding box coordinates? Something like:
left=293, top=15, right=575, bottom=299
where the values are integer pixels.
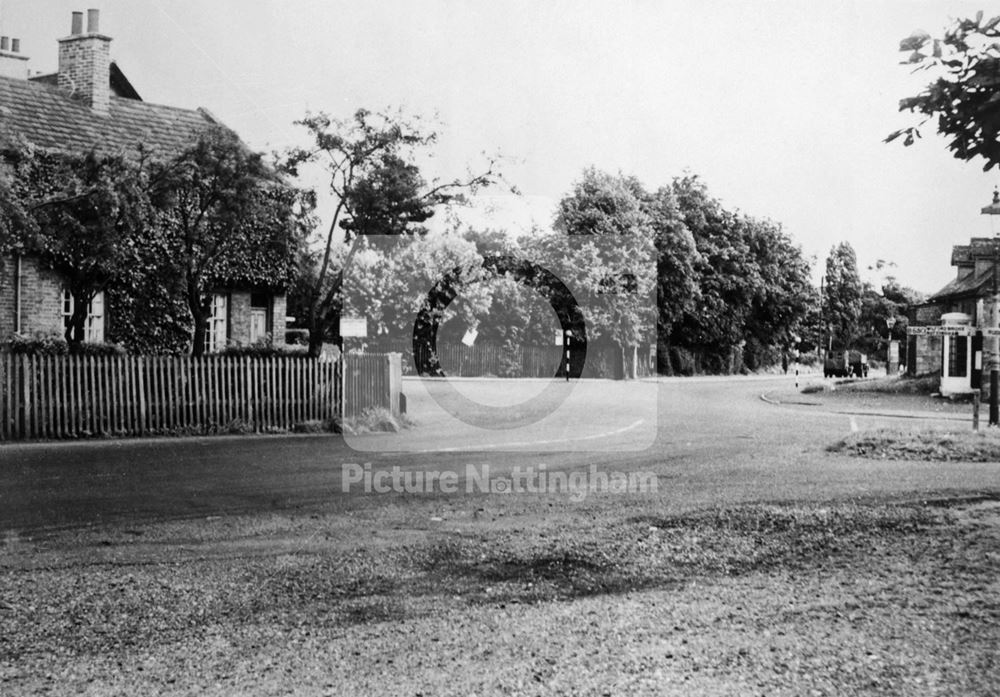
left=461, top=328, right=478, bottom=347
left=339, top=316, right=368, bottom=338
left=907, top=325, right=975, bottom=336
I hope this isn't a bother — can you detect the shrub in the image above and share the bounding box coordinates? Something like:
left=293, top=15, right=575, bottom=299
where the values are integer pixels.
left=8, top=333, right=68, bottom=355
left=222, top=338, right=308, bottom=358
left=69, top=341, right=127, bottom=357
left=351, top=407, right=402, bottom=433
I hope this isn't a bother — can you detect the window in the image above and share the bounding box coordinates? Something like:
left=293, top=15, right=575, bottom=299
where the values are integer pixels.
left=949, top=336, right=968, bottom=378
left=250, top=292, right=269, bottom=343
left=62, top=289, right=105, bottom=343
left=204, top=293, right=228, bottom=353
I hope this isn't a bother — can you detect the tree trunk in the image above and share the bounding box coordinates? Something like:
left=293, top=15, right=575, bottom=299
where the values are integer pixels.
left=188, top=279, right=209, bottom=357
left=65, top=287, right=92, bottom=350
left=190, top=311, right=207, bottom=357
left=66, top=306, right=88, bottom=349
left=189, top=293, right=208, bottom=357
left=659, top=339, right=674, bottom=376
left=307, top=321, right=325, bottom=358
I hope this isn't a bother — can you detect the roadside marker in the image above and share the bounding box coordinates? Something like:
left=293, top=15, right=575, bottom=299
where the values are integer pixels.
left=849, top=416, right=859, bottom=433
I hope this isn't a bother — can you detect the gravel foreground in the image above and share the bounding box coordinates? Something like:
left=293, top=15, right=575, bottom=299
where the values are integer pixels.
left=2, top=493, right=1000, bottom=696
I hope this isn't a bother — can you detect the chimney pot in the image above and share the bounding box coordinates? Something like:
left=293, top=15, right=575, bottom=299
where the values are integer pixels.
left=59, top=9, right=112, bottom=113
left=11, top=39, right=20, bottom=53
left=0, top=38, right=9, bottom=52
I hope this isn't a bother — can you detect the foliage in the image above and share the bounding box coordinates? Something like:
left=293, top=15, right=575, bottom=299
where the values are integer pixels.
left=221, top=340, right=308, bottom=358
left=69, top=341, right=128, bottom=356
left=0, top=141, right=152, bottom=347
left=105, top=274, right=191, bottom=355
left=283, top=108, right=504, bottom=357
left=547, top=169, right=657, bottom=377
left=645, top=185, right=699, bottom=372
left=5, top=333, right=126, bottom=356
left=668, top=175, right=814, bottom=373
left=7, top=333, right=69, bottom=355
left=822, top=242, right=864, bottom=350
left=888, top=12, right=1000, bottom=169
left=150, top=126, right=310, bottom=356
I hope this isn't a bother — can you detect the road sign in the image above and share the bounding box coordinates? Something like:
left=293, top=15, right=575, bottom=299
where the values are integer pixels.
left=907, top=325, right=975, bottom=336
left=339, top=316, right=368, bottom=337
left=461, top=328, right=478, bottom=347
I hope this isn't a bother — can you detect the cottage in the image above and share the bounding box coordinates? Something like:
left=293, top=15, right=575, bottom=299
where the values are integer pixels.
left=907, top=236, right=1000, bottom=394
left=0, top=9, right=287, bottom=352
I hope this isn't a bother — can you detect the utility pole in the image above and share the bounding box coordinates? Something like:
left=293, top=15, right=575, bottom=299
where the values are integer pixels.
left=818, top=275, right=825, bottom=364
left=980, top=188, right=1000, bottom=426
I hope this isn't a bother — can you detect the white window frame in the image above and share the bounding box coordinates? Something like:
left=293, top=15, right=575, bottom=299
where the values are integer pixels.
left=62, top=289, right=105, bottom=343
left=204, top=293, right=228, bottom=354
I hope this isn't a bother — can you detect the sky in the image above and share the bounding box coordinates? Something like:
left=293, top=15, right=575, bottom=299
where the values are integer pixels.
left=2, top=0, right=998, bottom=295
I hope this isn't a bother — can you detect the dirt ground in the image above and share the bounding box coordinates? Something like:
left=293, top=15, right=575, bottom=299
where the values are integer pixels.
left=3, top=490, right=1000, bottom=696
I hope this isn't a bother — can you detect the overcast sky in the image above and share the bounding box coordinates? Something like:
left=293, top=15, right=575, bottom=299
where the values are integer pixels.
left=3, top=0, right=998, bottom=294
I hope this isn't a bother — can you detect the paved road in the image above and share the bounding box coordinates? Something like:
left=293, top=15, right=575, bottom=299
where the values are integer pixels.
left=1, top=375, right=998, bottom=533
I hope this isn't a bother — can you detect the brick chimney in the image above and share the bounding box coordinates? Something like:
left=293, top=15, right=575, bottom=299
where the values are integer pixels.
left=0, top=35, right=29, bottom=80
left=57, top=9, right=111, bottom=114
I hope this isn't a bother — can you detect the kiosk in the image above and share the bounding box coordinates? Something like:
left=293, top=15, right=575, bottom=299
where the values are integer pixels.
left=939, top=312, right=975, bottom=396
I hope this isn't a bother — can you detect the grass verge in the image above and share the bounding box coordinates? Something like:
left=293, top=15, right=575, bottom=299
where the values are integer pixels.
left=830, top=427, right=1000, bottom=461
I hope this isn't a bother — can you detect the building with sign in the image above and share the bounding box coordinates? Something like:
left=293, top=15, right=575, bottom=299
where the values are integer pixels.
left=907, top=236, right=1000, bottom=394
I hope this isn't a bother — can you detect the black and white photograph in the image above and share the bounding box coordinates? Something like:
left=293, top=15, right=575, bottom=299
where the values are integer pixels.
left=1, top=1, right=999, bottom=694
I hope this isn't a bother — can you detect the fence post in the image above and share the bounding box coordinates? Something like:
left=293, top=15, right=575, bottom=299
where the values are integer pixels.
left=974, top=389, right=981, bottom=431
left=21, top=354, right=31, bottom=438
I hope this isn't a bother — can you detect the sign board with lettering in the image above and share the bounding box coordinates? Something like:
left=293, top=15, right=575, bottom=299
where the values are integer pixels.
left=907, top=325, right=975, bottom=336
left=339, top=317, right=368, bottom=338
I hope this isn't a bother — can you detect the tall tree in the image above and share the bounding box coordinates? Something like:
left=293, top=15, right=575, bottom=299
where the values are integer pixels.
left=284, top=108, right=502, bottom=357
left=151, top=127, right=308, bottom=356
left=551, top=168, right=657, bottom=378
left=645, top=185, right=699, bottom=374
left=741, top=215, right=814, bottom=369
left=887, top=12, right=1000, bottom=169
left=822, top=242, right=863, bottom=350
left=671, top=175, right=757, bottom=373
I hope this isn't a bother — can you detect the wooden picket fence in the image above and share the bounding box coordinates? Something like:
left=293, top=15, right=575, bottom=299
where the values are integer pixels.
left=343, top=352, right=402, bottom=418
left=0, top=352, right=401, bottom=442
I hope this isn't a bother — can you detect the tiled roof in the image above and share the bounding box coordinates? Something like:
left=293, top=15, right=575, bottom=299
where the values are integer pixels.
left=928, top=267, right=995, bottom=302
left=29, top=62, right=143, bottom=101
left=0, top=74, right=219, bottom=158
